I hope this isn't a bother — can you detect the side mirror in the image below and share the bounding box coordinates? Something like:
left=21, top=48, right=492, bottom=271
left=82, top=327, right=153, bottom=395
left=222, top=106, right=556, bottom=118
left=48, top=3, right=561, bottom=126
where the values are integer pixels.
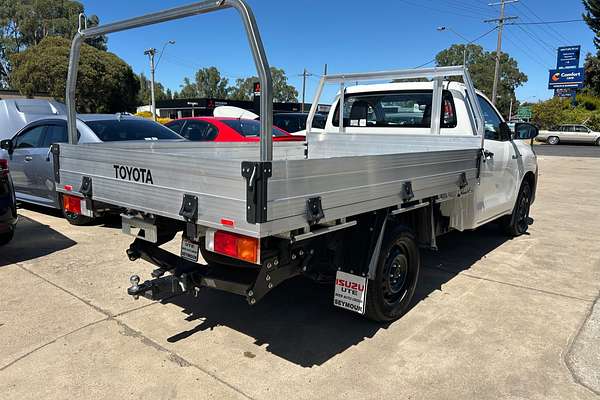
left=514, top=123, right=539, bottom=141
left=0, top=139, right=13, bottom=154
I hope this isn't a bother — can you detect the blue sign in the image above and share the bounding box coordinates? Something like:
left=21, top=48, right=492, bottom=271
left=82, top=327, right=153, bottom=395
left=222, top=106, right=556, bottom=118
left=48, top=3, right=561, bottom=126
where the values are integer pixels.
left=548, top=68, right=585, bottom=89
left=554, top=88, right=576, bottom=98
left=557, top=46, right=581, bottom=69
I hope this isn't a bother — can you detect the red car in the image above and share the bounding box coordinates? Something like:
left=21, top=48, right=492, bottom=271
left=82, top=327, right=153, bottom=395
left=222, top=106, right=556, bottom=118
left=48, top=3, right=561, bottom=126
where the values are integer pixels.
left=164, top=117, right=305, bottom=142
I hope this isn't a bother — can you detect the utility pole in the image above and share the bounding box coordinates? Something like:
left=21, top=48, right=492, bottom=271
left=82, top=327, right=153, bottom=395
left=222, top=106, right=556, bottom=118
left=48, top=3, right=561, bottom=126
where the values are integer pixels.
left=485, top=0, right=518, bottom=105
left=144, top=40, right=175, bottom=121
left=144, top=48, right=157, bottom=120
left=299, top=68, right=313, bottom=112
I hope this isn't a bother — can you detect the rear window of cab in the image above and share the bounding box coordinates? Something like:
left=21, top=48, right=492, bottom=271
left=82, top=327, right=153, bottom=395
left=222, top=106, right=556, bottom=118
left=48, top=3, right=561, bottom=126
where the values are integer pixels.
left=333, top=90, right=457, bottom=129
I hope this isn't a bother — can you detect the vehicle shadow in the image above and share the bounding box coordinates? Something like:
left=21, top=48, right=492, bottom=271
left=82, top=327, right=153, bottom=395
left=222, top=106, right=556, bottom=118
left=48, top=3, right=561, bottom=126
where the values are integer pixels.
left=0, top=215, right=76, bottom=267
left=161, top=223, right=510, bottom=367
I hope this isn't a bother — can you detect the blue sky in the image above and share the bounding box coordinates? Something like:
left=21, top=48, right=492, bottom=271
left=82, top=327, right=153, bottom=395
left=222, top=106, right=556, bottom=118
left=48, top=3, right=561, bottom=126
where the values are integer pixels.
left=81, top=0, right=594, bottom=104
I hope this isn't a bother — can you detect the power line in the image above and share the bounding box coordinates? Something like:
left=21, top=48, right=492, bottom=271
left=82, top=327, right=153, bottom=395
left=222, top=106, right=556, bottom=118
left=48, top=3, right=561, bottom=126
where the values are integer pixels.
left=413, top=26, right=498, bottom=69
left=514, top=1, right=572, bottom=45
left=502, top=30, right=551, bottom=69
left=509, top=19, right=584, bottom=25
left=397, top=0, right=492, bottom=20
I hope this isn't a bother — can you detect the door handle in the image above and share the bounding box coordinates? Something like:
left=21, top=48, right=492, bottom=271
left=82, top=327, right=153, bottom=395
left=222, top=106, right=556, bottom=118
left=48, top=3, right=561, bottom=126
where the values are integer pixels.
left=483, top=150, right=494, bottom=159
left=24, top=156, right=33, bottom=162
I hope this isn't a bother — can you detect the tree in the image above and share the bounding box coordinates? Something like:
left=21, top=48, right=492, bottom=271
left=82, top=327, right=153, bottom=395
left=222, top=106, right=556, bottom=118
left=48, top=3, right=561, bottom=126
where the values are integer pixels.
left=137, top=72, right=168, bottom=105
left=583, top=52, right=600, bottom=96
left=10, top=36, right=139, bottom=113
left=0, top=0, right=106, bottom=87
left=435, top=43, right=528, bottom=117
left=228, top=67, right=298, bottom=102
left=178, top=66, right=229, bottom=98
left=229, top=76, right=256, bottom=100
left=583, top=0, right=600, bottom=50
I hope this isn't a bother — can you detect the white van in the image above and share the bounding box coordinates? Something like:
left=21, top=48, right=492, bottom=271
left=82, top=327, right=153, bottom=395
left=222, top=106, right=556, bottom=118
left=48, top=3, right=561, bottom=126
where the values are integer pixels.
left=0, top=99, right=66, bottom=141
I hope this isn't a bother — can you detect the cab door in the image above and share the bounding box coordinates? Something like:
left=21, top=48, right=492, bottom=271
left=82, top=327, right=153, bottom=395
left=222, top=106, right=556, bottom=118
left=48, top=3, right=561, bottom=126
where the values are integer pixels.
left=9, top=124, right=47, bottom=201
left=36, top=121, right=68, bottom=207
left=474, top=95, right=522, bottom=225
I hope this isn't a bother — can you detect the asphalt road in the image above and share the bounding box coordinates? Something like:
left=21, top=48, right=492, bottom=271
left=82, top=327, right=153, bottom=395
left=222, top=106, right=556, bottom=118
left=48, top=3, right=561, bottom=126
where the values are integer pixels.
left=534, top=143, right=600, bottom=158
left=1, top=156, right=599, bottom=399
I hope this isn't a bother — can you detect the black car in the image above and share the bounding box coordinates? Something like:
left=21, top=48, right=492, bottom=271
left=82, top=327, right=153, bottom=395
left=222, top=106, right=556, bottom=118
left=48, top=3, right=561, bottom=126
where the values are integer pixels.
left=0, top=158, right=17, bottom=245
left=272, top=112, right=326, bottom=134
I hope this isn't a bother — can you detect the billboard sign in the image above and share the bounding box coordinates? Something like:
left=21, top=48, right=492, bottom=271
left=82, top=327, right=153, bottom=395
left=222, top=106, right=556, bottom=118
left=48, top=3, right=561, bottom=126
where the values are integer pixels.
left=548, top=68, right=585, bottom=89
left=556, top=46, right=581, bottom=69
left=554, top=88, right=575, bottom=98
left=516, top=106, right=532, bottom=119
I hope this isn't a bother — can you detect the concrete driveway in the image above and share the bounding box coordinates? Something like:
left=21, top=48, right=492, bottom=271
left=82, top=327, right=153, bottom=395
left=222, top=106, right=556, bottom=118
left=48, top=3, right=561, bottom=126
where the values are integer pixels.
left=1, top=155, right=599, bottom=399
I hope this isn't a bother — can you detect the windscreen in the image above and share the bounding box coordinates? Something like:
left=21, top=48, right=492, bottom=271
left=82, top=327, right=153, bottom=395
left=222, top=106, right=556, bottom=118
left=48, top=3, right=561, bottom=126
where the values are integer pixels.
left=85, top=119, right=183, bottom=142
left=221, top=119, right=287, bottom=137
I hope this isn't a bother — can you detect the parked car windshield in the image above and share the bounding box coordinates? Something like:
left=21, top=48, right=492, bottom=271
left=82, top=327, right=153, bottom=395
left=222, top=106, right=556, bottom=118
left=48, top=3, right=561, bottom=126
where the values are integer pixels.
left=85, top=119, right=183, bottom=142
left=221, top=119, right=287, bottom=137
left=273, top=114, right=326, bottom=132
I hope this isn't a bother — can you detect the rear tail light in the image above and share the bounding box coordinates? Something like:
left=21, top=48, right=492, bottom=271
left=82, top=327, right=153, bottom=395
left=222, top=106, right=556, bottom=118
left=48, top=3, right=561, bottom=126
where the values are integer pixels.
left=205, top=229, right=259, bottom=264
left=63, top=194, right=83, bottom=215
left=0, top=159, right=8, bottom=176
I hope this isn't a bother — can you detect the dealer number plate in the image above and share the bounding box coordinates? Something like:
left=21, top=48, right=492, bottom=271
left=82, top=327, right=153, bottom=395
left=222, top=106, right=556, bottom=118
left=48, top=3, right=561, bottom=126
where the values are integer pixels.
left=180, top=237, right=200, bottom=263
left=333, top=271, right=368, bottom=315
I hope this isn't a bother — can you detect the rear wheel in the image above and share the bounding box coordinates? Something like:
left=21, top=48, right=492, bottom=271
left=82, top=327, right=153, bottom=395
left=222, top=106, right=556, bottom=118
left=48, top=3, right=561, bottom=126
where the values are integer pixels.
left=595, top=138, right=600, bottom=146
left=547, top=136, right=560, bottom=145
left=364, top=226, right=420, bottom=322
left=501, top=180, right=532, bottom=237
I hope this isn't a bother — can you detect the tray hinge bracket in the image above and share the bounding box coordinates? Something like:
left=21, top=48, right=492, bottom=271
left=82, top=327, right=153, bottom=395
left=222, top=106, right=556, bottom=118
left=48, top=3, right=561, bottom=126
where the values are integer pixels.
left=179, top=194, right=198, bottom=238
left=402, top=181, right=414, bottom=201
left=458, top=172, right=468, bottom=189
left=79, top=176, right=93, bottom=209
left=306, top=196, right=324, bottom=225
left=242, top=161, right=272, bottom=224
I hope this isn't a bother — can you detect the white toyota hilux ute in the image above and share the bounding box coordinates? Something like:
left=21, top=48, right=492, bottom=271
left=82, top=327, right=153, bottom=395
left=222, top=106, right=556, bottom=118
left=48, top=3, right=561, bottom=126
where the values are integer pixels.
left=54, top=0, right=539, bottom=322
left=321, top=80, right=538, bottom=231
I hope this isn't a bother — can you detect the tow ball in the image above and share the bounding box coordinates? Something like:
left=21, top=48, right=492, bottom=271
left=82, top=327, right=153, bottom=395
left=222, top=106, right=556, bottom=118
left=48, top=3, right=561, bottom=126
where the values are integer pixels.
left=128, top=275, right=141, bottom=299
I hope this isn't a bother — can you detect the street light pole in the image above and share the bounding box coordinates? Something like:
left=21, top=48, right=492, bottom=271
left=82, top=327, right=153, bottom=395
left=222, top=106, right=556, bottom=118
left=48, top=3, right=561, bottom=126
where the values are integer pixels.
left=436, top=26, right=471, bottom=66
left=299, top=68, right=313, bottom=112
left=144, top=48, right=157, bottom=121
left=144, top=40, right=175, bottom=121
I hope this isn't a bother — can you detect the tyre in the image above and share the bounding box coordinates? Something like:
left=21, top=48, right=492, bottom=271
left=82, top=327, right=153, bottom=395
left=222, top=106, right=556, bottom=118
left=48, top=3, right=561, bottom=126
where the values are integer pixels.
left=547, top=136, right=560, bottom=145
left=364, top=226, right=420, bottom=322
left=60, top=195, right=93, bottom=226
left=501, top=180, right=533, bottom=237
left=595, top=138, right=600, bottom=146
left=0, top=229, right=14, bottom=246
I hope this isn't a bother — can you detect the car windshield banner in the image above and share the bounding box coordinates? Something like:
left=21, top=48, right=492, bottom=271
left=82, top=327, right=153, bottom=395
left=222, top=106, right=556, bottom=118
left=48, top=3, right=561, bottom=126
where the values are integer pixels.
left=548, top=68, right=585, bottom=89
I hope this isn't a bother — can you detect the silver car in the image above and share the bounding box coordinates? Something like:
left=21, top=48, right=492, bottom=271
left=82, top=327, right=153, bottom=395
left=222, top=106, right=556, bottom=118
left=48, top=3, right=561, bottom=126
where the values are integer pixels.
left=538, top=124, right=600, bottom=145
left=0, top=114, right=183, bottom=224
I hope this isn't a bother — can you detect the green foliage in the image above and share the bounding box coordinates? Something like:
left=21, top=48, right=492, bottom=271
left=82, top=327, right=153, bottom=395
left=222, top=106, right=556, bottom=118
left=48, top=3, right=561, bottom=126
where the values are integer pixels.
left=531, top=95, right=600, bottom=131
left=10, top=36, right=139, bottom=113
left=583, top=52, right=600, bottom=96
left=137, top=72, right=168, bottom=105
left=435, top=43, right=528, bottom=118
left=583, top=0, right=600, bottom=50
left=177, top=66, right=229, bottom=98
left=0, top=0, right=106, bottom=87
left=176, top=66, right=298, bottom=102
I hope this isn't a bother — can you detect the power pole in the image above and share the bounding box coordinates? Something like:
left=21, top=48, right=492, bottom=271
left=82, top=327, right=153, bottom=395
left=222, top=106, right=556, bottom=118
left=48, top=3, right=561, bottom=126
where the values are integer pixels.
left=299, top=68, right=313, bottom=112
left=144, top=48, right=157, bottom=120
left=485, top=0, right=518, bottom=105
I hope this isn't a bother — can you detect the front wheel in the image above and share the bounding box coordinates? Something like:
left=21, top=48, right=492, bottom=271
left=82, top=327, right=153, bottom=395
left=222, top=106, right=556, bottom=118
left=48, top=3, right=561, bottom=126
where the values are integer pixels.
left=501, top=181, right=532, bottom=237
left=547, top=136, right=560, bottom=145
left=364, top=226, right=420, bottom=322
